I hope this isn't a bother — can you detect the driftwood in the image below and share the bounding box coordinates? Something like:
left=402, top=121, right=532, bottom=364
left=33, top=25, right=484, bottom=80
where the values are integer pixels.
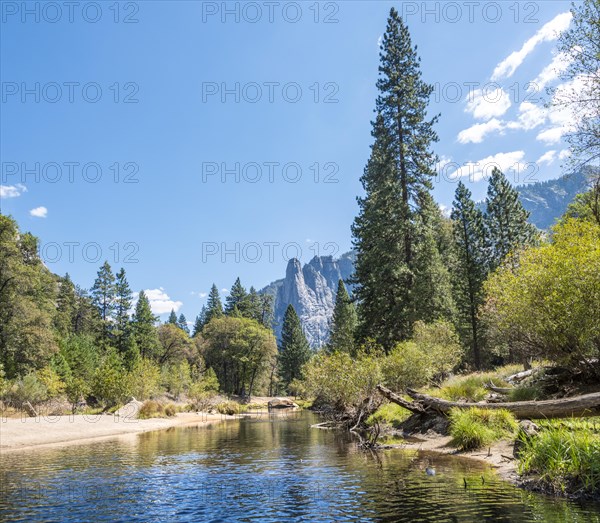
left=505, top=369, right=535, bottom=384
left=404, top=388, right=600, bottom=420
left=376, top=385, right=427, bottom=414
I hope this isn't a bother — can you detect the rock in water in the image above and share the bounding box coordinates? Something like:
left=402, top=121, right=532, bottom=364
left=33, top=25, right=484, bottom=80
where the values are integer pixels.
left=268, top=398, right=299, bottom=409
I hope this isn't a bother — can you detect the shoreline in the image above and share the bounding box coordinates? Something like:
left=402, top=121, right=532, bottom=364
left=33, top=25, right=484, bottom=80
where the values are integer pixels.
left=392, top=434, right=520, bottom=485
left=0, top=412, right=233, bottom=454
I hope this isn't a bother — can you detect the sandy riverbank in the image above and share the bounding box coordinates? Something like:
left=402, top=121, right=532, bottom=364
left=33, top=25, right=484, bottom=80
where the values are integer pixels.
left=0, top=412, right=231, bottom=453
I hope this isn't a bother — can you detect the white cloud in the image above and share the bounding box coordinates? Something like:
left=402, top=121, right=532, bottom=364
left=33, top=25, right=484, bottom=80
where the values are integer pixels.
left=377, top=35, right=383, bottom=49
left=559, top=149, right=571, bottom=160
left=537, top=127, right=566, bottom=145
left=221, top=288, right=229, bottom=294
left=142, top=288, right=182, bottom=315
left=465, top=87, right=511, bottom=120
left=439, top=204, right=451, bottom=218
left=533, top=51, right=572, bottom=90
left=537, top=150, right=557, bottom=165
left=0, top=183, right=27, bottom=199
left=199, top=292, right=207, bottom=298
left=508, top=101, right=548, bottom=131
left=29, top=206, right=47, bottom=218
left=449, top=151, right=527, bottom=183
left=491, top=12, right=573, bottom=81
left=457, top=118, right=505, bottom=144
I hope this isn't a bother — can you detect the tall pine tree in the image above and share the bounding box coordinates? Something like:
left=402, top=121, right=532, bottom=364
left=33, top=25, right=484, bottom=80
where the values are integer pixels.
left=177, top=313, right=189, bottom=335
left=485, top=168, right=538, bottom=270
left=225, top=277, right=247, bottom=315
left=451, top=182, right=488, bottom=368
left=351, top=8, right=442, bottom=352
left=328, top=280, right=357, bottom=355
left=167, top=309, right=178, bottom=325
left=279, top=305, right=311, bottom=389
left=205, top=284, right=223, bottom=324
left=90, top=261, right=116, bottom=344
left=55, top=273, right=77, bottom=337
left=132, top=290, right=159, bottom=359
left=192, top=306, right=207, bottom=337
left=114, top=268, right=133, bottom=354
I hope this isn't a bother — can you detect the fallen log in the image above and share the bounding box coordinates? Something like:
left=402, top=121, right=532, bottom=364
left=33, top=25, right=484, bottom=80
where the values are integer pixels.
left=376, top=385, right=428, bottom=414
left=485, top=381, right=514, bottom=395
left=405, top=388, right=600, bottom=420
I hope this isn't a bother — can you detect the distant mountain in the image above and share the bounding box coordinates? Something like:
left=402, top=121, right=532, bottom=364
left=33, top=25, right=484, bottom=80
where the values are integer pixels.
left=263, top=171, right=591, bottom=346
left=516, top=170, right=591, bottom=229
left=261, top=252, right=355, bottom=348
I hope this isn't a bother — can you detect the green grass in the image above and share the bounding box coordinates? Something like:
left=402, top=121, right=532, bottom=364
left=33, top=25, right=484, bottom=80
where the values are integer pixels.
left=518, top=423, right=600, bottom=495
left=449, top=407, right=518, bottom=450
left=366, top=402, right=411, bottom=428
left=294, top=399, right=313, bottom=410
left=508, top=385, right=543, bottom=402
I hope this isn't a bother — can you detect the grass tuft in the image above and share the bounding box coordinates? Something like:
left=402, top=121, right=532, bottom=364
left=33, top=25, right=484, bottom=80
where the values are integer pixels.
left=449, top=407, right=518, bottom=450
left=216, top=401, right=247, bottom=415
left=518, top=422, right=600, bottom=495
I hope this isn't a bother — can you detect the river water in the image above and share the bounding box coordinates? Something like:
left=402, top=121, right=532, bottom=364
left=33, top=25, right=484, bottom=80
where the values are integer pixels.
left=1, top=411, right=599, bottom=522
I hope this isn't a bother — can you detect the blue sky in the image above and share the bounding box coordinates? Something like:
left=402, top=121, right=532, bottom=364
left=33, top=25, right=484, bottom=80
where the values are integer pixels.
left=0, top=1, right=577, bottom=321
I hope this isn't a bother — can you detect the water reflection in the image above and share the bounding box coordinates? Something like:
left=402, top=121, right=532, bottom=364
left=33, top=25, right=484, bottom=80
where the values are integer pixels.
left=1, top=411, right=599, bottom=522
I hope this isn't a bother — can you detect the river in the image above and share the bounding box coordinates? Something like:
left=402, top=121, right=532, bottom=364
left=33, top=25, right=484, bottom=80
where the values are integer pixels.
left=1, top=411, right=599, bottom=522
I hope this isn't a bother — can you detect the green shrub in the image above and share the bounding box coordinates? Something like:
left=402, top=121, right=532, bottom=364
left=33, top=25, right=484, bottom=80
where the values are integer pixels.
left=161, top=360, right=192, bottom=399
left=216, top=401, right=246, bottom=415
left=383, top=342, right=431, bottom=391
left=449, top=407, right=518, bottom=450
left=65, top=377, right=91, bottom=410
left=128, top=358, right=161, bottom=400
left=188, top=367, right=220, bottom=411
left=164, top=403, right=177, bottom=417
left=518, top=424, right=600, bottom=495
left=36, top=367, right=66, bottom=399
left=438, top=372, right=510, bottom=402
left=91, top=351, right=130, bottom=408
left=6, top=373, right=48, bottom=406
left=366, top=402, right=411, bottom=428
left=138, top=400, right=162, bottom=419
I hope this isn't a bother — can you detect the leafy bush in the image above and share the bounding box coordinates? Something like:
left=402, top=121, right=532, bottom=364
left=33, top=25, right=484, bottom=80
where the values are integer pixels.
left=449, top=407, right=518, bottom=450
left=518, top=424, right=600, bottom=495
left=484, top=219, right=600, bottom=365
left=36, top=367, right=66, bottom=399
left=128, top=358, right=161, bottom=400
left=6, top=373, right=48, bottom=407
left=382, top=321, right=463, bottom=391
left=302, top=351, right=383, bottom=412
left=188, top=367, right=220, bottom=411
left=164, top=403, right=177, bottom=417
left=91, top=351, right=130, bottom=408
left=383, top=342, right=431, bottom=391
left=138, top=400, right=161, bottom=419
left=161, top=360, right=192, bottom=399
left=216, top=401, right=246, bottom=415
left=65, top=377, right=90, bottom=410
left=366, top=402, right=411, bottom=428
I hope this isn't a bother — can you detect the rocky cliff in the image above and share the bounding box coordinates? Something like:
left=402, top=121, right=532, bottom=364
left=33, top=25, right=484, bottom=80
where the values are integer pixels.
left=261, top=252, right=355, bottom=348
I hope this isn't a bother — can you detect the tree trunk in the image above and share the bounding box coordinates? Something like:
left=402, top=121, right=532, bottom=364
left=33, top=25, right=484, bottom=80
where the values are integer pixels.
left=376, top=385, right=427, bottom=414
left=404, top=388, right=600, bottom=420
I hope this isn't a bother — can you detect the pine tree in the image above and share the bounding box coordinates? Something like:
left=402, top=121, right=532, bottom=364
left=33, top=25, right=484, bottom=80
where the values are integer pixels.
left=243, top=286, right=262, bottom=321
left=485, top=168, right=538, bottom=270
left=177, top=313, right=189, bottom=335
left=278, top=305, right=311, bottom=388
left=90, top=261, right=116, bottom=343
left=351, top=8, right=441, bottom=352
left=192, top=306, right=207, bottom=337
left=55, top=273, right=77, bottom=336
left=205, top=284, right=223, bottom=324
left=451, top=182, right=488, bottom=368
left=167, top=309, right=178, bottom=325
left=225, top=277, right=247, bottom=315
left=328, top=280, right=357, bottom=355
left=411, top=193, right=457, bottom=325
left=114, top=268, right=133, bottom=354
left=131, top=290, right=159, bottom=359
